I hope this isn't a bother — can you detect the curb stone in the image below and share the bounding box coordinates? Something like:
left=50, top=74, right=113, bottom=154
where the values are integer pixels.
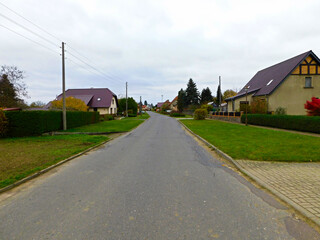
left=178, top=120, right=320, bottom=227
left=0, top=116, right=150, bottom=194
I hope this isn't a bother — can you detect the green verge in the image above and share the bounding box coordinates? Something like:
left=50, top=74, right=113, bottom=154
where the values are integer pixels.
left=0, top=135, right=108, bottom=189
left=181, top=119, right=320, bottom=162
left=64, top=117, right=147, bottom=133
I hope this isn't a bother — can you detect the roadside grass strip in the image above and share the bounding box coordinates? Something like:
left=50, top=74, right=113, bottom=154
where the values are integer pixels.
left=64, top=117, right=147, bottom=133
left=181, top=119, right=320, bottom=162
left=0, top=135, right=108, bottom=189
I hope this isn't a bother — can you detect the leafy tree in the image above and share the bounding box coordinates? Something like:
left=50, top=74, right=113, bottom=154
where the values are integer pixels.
left=1, top=65, right=28, bottom=99
left=50, top=97, right=88, bottom=111
left=200, top=87, right=213, bottom=104
left=144, top=100, right=148, bottom=105
left=185, top=78, right=199, bottom=105
left=223, top=89, right=237, bottom=101
left=177, top=88, right=186, bottom=112
left=29, top=101, right=46, bottom=108
left=118, top=97, right=138, bottom=115
left=0, top=74, right=19, bottom=108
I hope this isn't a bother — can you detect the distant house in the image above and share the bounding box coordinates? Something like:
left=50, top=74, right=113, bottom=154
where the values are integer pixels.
left=156, top=102, right=164, bottom=108
left=53, top=88, right=118, bottom=115
left=226, top=50, right=320, bottom=115
left=169, top=96, right=178, bottom=111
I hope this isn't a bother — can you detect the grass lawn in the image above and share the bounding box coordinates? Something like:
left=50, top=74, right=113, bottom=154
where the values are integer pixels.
left=65, top=115, right=148, bottom=133
left=0, top=135, right=108, bottom=189
left=181, top=119, right=320, bottom=162
left=171, top=114, right=193, bottom=118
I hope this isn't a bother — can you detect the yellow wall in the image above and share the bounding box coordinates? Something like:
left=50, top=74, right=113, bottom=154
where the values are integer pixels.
left=88, top=108, right=109, bottom=114
left=109, top=97, right=117, bottom=114
left=268, top=75, right=320, bottom=115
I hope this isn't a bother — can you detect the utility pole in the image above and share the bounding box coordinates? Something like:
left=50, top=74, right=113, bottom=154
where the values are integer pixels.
left=219, top=76, right=222, bottom=110
left=62, top=42, right=67, bottom=130
left=126, top=82, right=128, bottom=117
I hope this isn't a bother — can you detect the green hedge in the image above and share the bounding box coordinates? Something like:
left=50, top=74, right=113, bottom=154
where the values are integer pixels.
left=4, top=111, right=99, bottom=137
left=241, top=114, right=320, bottom=134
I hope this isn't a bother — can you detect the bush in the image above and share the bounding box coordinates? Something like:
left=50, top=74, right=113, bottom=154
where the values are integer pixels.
left=4, top=111, right=99, bottom=137
left=170, top=111, right=185, bottom=117
left=240, top=103, right=251, bottom=113
left=103, top=114, right=114, bottom=121
left=201, top=104, right=213, bottom=112
left=251, top=99, right=267, bottom=114
left=128, top=113, right=137, bottom=117
left=194, top=109, right=208, bottom=120
left=241, top=114, right=320, bottom=134
left=275, top=107, right=286, bottom=115
left=0, top=109, right=8, bottom=136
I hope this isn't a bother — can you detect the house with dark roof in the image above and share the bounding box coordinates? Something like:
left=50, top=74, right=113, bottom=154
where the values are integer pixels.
left=226, top=50, right=320, bottom=115
left=54, top=88, right=118, bottom=115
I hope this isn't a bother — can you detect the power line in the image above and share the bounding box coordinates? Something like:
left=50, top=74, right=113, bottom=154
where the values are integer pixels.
left=0, top=1, right=62, bottom=42
left=0, top=1, right=125, bottom=87
left=0, top=23, right=59, bottom=55
left=66, top=58, right=121, bottom=88
left=66, top=45, right=124, bottom=82
left=0, top=12, right=58, bottom=47
left=67, top=50, right=124, bottom=84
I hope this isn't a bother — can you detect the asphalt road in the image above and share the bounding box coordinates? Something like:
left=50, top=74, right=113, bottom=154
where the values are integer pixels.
left=0, top=111, right=319, bottom=239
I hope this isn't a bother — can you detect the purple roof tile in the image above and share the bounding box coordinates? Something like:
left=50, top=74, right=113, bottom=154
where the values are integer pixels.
left=56, top=88, right=117, bottom=108
left=228, top=50, right=319, bottom=101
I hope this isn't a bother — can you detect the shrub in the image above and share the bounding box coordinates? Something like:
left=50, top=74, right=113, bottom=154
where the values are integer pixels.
left=103, top=114, right=114, bottom=121
left=275, top=107, right=286, bottom=115
left=241, top=114, right=320, bottom=134
left=201, top=104, right=213, bottom=112
left=128, top=113, right=137, bottom=117
left=194, top=109, right=208, bottom=120
left=170, top=111, right=185, bottom=117
left=0, top=109, right=8, bottom=136
left=4, top=111, right=99, bottom=137
left=305, top=97, right=320, bottom=116
left=251, top=99, right=267, bottom=114
left=240, top=102, right=251, bottom=113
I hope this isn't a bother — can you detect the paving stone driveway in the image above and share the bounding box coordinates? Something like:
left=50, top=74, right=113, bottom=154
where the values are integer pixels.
left=236, top=160, right=320, bottom=223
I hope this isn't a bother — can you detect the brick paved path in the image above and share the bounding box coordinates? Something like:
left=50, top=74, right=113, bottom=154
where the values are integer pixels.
left=236, top=160, right=320, bottom=223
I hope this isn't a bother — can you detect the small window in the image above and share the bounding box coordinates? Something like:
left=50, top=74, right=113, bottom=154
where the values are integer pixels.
left=305, top=77, right=312, bottom=88
left=267, top=79, right=273, bottom=86
left=97, top=98, right=101, bottom=101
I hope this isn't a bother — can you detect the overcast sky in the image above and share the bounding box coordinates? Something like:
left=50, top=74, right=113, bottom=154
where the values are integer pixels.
left=1, top=0, right=320, bottom=105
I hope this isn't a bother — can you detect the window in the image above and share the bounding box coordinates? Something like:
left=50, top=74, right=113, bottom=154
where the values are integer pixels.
left=112, top=99, right=115, bottom=104
left=97, top=98, right=101, bottom=101
left=267, top=79, right=273, bottom=86
left=305, top=77, right=312, bottom=88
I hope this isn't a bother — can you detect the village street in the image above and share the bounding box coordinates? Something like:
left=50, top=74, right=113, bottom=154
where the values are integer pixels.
left=0, top=112, right=318, bottom=239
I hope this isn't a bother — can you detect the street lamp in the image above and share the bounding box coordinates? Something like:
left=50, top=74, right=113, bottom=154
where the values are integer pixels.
left=245, top=86, right=249, bottom=126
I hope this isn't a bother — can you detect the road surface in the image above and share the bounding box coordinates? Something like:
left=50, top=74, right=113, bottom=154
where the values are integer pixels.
left=0, top=111, right=319, bottom=239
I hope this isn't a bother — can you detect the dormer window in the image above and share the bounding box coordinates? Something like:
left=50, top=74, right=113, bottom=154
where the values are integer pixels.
left=305, top=77, right=312, bottom=88
left=267, top=79, right=273, bottom=86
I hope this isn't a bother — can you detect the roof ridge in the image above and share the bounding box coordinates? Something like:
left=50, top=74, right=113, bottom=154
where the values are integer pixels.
left=256, top=50, right=311, bottom=73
